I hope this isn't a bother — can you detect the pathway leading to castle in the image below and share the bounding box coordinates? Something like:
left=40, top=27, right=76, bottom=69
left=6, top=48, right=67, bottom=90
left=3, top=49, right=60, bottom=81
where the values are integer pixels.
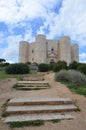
left=0, top=72, right=86, bottom=130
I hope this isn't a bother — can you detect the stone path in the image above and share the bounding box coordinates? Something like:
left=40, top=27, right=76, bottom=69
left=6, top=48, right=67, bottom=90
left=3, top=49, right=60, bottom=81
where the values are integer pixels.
left=0, top=73, right=86, bottom=130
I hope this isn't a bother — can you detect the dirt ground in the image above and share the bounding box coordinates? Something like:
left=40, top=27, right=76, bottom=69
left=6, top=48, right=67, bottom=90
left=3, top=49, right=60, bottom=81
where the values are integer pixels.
left=0, top=72, right=86, bottom=130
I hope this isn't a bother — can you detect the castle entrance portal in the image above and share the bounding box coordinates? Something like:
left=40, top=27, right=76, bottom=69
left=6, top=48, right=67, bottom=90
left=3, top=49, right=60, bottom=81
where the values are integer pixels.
left=50, top=59, right=55, bottom=63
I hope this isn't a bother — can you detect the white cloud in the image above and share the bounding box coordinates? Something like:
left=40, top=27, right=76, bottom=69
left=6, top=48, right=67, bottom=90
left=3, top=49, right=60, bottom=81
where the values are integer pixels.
left=2, top=35, right=23, bottom=62
left=37, top=0, right=86, bottom=47
left=23, top=26, right=35, bottom=42
left=1, top=28, right=34, bottom=62
left=0, top=0, right=58, bottom=24
left=79, top=53, right=86, bottom=59
left=79, top=53, right=86, bottom=63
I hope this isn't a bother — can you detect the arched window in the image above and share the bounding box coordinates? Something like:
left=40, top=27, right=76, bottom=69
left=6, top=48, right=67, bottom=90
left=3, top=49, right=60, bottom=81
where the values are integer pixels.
left=51, top=47, right=54, bottom=52
left=50, top=59, right=55, bottom=63
left=32, top=49, right=34, bottom=53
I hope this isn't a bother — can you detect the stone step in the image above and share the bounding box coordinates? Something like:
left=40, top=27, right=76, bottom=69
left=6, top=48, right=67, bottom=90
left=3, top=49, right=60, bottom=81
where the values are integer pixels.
left=6, top=104, right=77, bottom=115
left=17, top=81, right=48, bottom=84
left=8, top=98, right=73, bottom=106
left=19, top=86, right=49, bottom=88
left=14, top=87, right=49, bottom=90
left=4, top=113, right=74, bottom=123
left=15, top=86, right=49, bottom=89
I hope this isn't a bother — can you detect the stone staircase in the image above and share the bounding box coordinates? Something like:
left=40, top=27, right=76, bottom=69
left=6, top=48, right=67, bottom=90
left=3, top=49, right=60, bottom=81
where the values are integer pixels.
left=4, top=97, right=77, bottom=123
left=15, top=81, right=50, bottom=90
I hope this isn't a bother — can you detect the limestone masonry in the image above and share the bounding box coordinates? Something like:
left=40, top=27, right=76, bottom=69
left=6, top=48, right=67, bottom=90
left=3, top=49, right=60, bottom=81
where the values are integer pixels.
left=19, top=34, right=79, bottom=65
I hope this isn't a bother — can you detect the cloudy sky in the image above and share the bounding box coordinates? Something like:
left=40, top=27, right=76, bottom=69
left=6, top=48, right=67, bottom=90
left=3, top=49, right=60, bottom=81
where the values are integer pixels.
left=0, top=0, right=86, bottom=63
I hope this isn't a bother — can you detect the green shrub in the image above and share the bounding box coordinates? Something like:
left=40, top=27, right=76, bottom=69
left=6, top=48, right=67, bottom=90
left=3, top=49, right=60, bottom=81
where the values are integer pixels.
left=77, top=64, right=86, bottom=74
left=55, top=69, right=86, bottom=85
left=68, top=61, right=79, bottom=70
left=38, top=63, right=49, bottom=72
left=0, top=62, right=10, bottom=67
left=5, top=63, right=30, bottom=74
left=53, top=64, right=61, bottom=72
left=49, top=62, right=55, bottom=70
left=53, top=61, right=67, bottom=72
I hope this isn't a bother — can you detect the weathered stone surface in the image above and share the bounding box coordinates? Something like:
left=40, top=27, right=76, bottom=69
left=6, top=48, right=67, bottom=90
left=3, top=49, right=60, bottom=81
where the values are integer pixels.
left=5, top=113, right=74, bottom=123
left=4, top=97, right=77, bottom=123
left=8, top=97, right=73, bottom=106
left=19, top=34, right=79, bottom=65
left=17, top=81, right=48, bottom=84
left=6, top=104, right=77, bottom=115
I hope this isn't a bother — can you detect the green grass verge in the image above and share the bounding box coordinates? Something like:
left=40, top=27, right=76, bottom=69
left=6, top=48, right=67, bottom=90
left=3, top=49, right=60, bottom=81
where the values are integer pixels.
left=0, top=69, right=41, bottom=80
left=51, top=119, right=61, bottom=123
left=64, top=83, right=86, bottom=96
left=0, top=69, right=24, bottom=80
left=9, top=120, right=44, bottom=128
left=30, top=69, right=37, bottom=74
left=1, top=99, right=10, bottom=117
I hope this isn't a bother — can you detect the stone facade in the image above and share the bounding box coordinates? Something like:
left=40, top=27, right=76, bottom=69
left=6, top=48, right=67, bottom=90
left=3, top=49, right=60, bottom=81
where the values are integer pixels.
left=19, top=34, right=79, bottom=65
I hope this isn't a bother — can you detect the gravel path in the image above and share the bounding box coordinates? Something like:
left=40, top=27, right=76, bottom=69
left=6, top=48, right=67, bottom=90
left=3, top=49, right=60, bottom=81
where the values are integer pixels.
left=0, top=72, right=86, bottom=130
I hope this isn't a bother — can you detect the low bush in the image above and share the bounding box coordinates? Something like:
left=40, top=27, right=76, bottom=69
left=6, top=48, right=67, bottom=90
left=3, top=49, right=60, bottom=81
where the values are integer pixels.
left=68, top=61, right=79, bottom=70
left=0, top=62, right=10, bottom=67
left=55, top=69, right=86, bottom=85
left=77, top=64, right=86, bottom=75
left=49, top=62, right=55, bottom=70
left=53, top=61, right=67, bottom=72
left=38, top=63, right=49, bottom=72
left=5, top=63, right=30, bottom=74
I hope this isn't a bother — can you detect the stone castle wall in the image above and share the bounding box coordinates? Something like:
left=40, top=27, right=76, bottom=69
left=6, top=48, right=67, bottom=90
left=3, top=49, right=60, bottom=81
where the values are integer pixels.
left=19, top=34, right=79, bottom=65
left=59, top=36, right=71, bottom=65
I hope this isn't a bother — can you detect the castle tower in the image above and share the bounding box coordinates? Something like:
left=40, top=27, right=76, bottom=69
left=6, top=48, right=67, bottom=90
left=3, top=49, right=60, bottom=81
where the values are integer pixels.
left=71, top=44, right=79, bottom=62
left=59, top=36, right=71, bottom=65
left=19, top=41, right=29, bottom=63
left=35, top=34, right=47, bottom=63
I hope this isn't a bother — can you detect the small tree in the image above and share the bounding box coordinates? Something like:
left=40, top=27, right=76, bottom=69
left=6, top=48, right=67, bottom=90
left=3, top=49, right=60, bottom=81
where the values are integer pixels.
left=53, top=61, right=67, bottom=72
left=0, top=58, right=6, bottom=63
left=77, top=64, right=86, bottom=74
left=38, top=63, right=49, bottom=72
left=68, top=61, right=79, bottom=70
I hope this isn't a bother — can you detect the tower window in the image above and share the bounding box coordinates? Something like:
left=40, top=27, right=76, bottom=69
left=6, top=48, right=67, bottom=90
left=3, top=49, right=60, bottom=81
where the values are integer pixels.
left=51, top=48, right=54, bottom=52
left=32, top=49, right=34, bottom=53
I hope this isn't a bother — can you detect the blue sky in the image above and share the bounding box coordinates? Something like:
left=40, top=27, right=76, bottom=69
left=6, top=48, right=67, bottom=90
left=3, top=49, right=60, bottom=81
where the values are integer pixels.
left=0, top=0, right=86, bottom=63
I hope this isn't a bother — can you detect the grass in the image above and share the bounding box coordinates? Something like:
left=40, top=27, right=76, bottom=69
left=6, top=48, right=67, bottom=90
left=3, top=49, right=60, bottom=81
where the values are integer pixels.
left=13, top=84, right=50, bottom=91
left=64, top=82, right=86, bottom=96
left=51, top=119, right=61, bottom=123
left=9, top=120, right=44, bottom=128
left=1, top=99, right=10, bottom=117
left=55, top=70, right=86, bottom=96
left=0, top=69, right=38, bottom=80
left=30, top=69, right=37, bottom=74
left=0, top=69, right=24, bottom=80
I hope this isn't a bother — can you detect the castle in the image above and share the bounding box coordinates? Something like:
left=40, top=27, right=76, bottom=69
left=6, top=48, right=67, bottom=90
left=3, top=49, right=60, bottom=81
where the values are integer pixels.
left=19, top=34, right=79, bottom=65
